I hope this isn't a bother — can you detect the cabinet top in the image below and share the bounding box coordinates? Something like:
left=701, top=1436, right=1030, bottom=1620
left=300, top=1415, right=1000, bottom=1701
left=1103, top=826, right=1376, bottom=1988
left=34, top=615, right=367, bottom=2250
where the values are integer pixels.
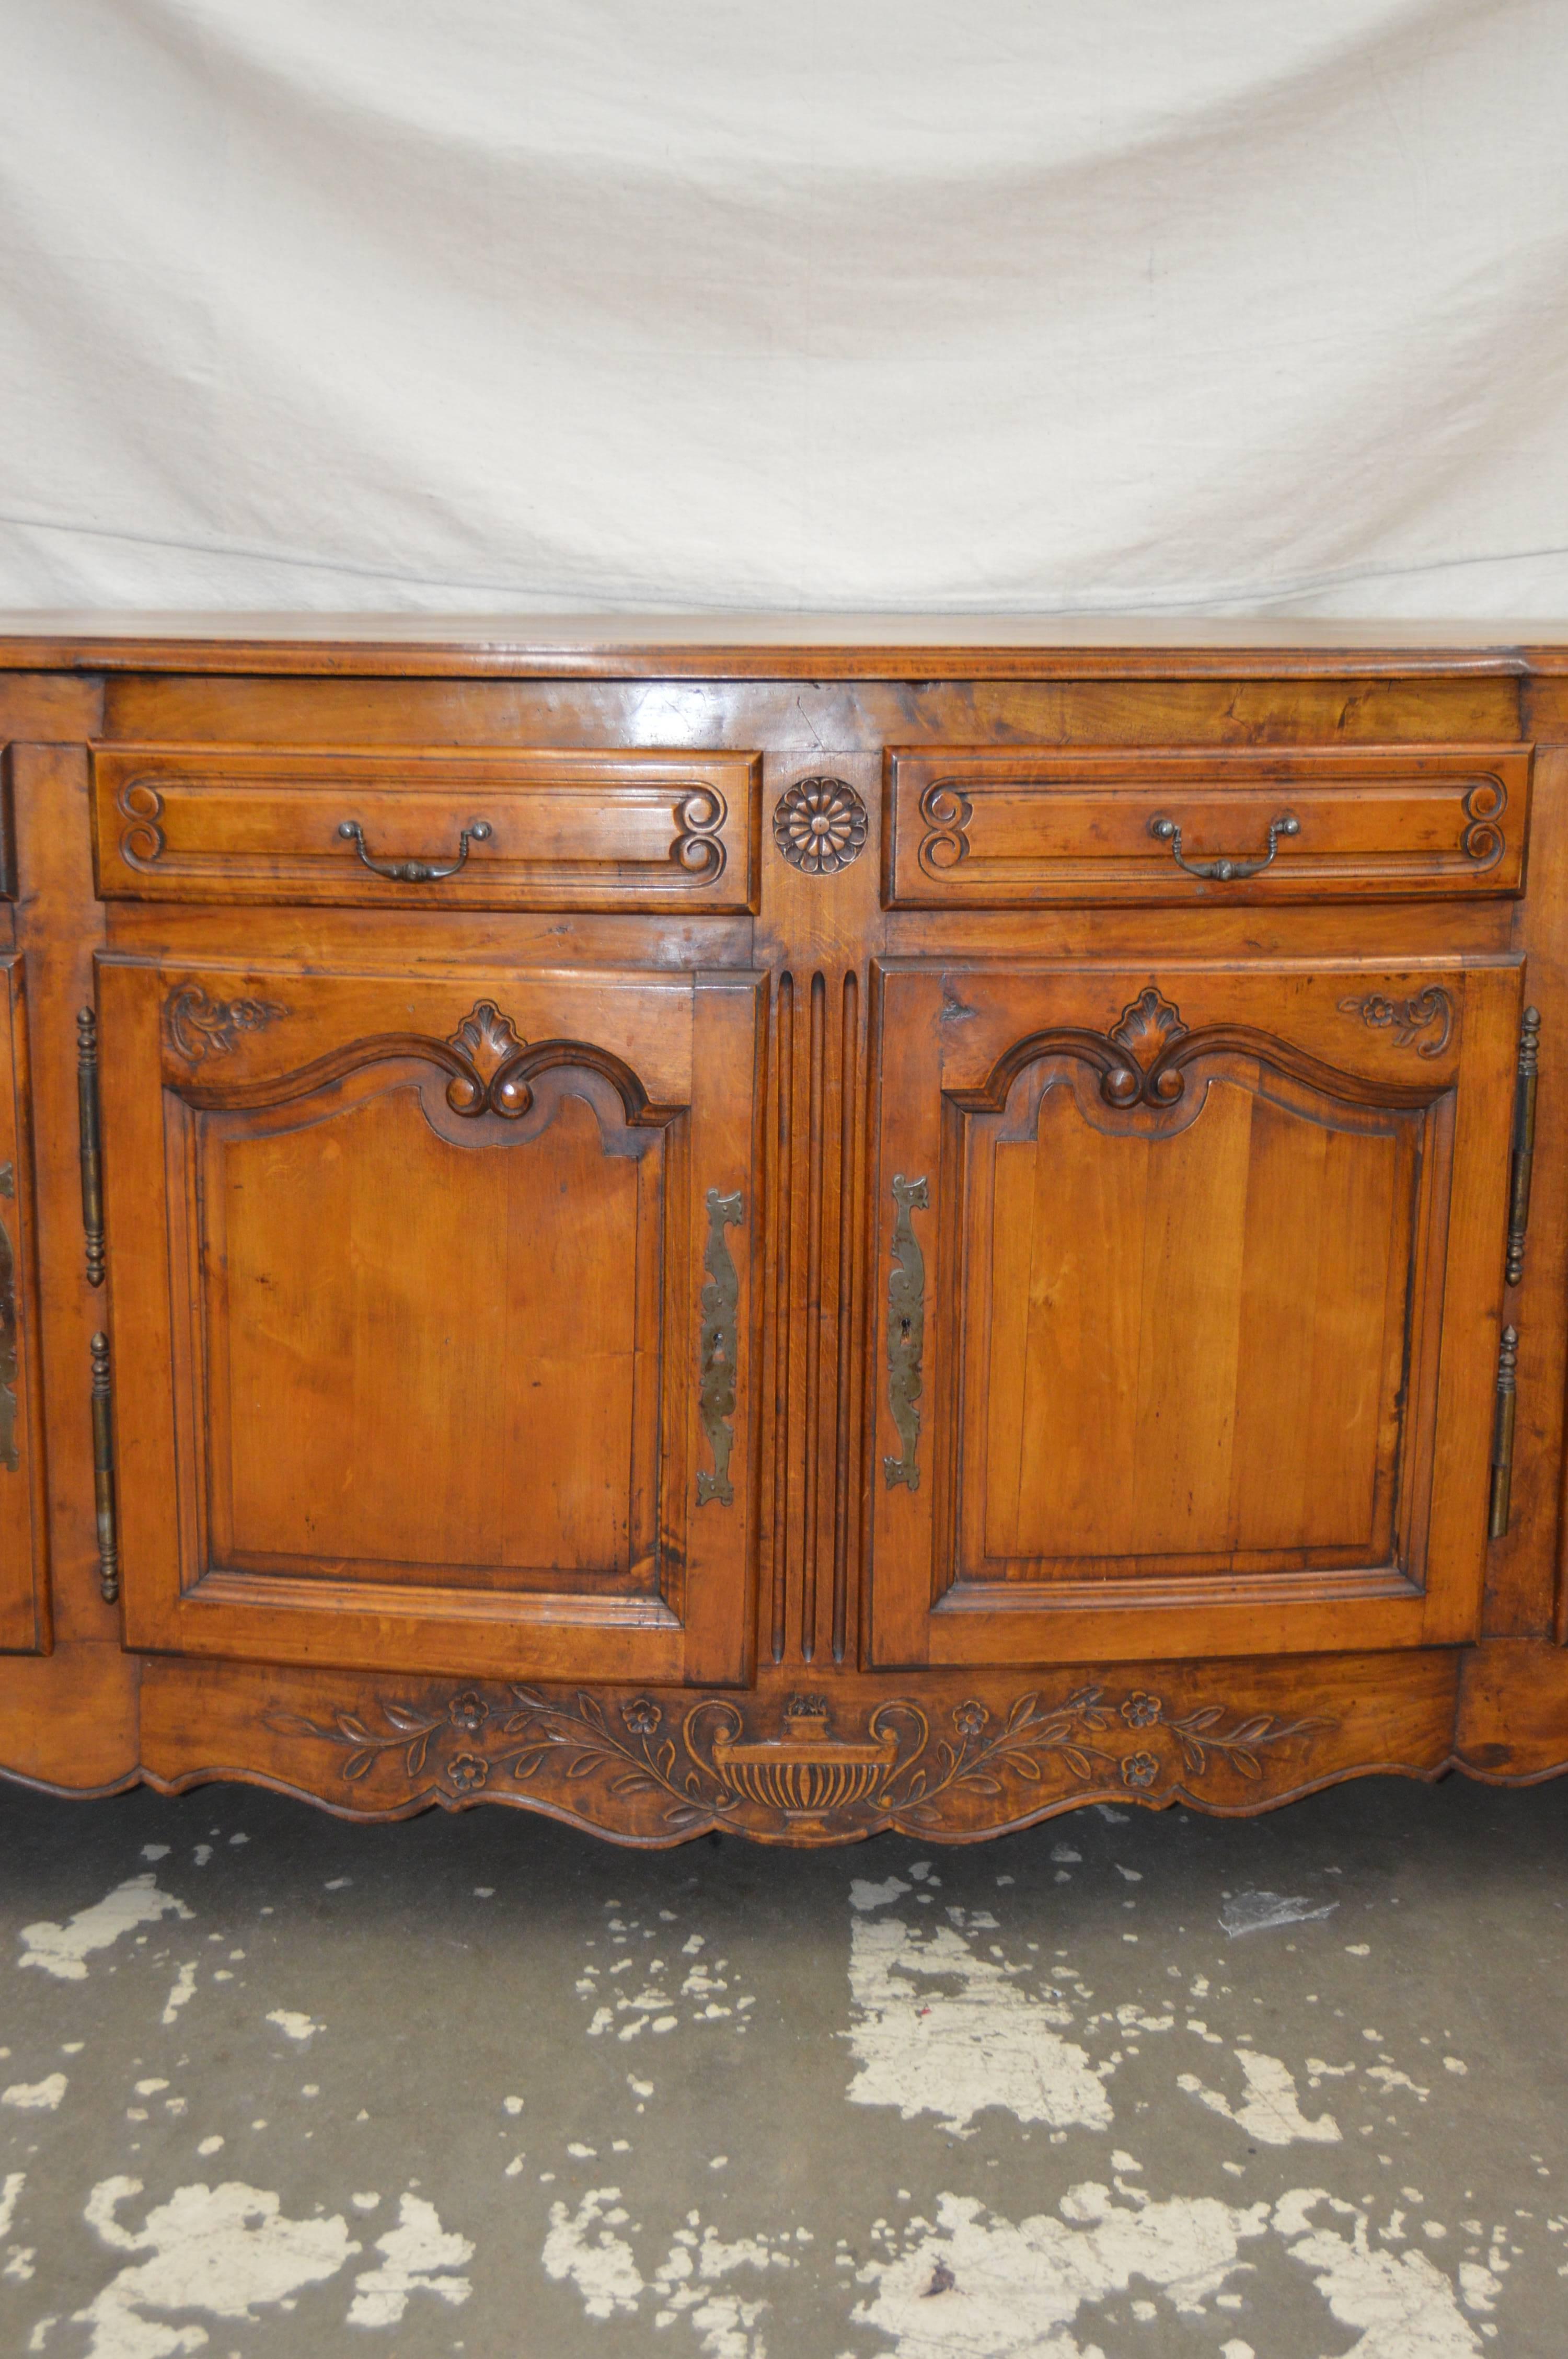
left=3, top=612, right=1568, bottom=680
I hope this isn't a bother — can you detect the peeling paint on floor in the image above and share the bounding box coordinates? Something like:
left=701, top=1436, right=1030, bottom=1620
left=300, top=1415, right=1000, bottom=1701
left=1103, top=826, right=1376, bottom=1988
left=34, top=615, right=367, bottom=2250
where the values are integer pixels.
left=0, top=1774, right=1561, bottom=2355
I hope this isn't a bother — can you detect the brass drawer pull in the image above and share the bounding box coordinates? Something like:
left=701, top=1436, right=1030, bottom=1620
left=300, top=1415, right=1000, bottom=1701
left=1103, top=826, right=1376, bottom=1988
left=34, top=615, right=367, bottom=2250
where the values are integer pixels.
left=1148, top=808, right=1299, bottom=882
left=337, top=819, right=491, bottom=884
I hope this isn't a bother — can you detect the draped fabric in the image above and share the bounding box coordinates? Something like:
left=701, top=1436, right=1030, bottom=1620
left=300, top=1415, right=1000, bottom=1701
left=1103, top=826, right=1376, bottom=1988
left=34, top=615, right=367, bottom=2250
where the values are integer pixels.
left=2, top=0, right=1565, bottom=615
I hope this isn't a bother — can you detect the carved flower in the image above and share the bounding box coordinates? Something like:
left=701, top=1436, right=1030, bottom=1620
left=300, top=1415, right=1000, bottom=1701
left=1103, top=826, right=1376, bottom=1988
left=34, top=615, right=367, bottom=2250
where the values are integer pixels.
left=621, top=1697, right=663, bottom=1737
left=447, top=1751, right=490, bottom=1794
left=952, top=1700, right=990, bottom=1737
left=773, top=777, right=869, bottom=875
left=1120, top=1692, right=1162, bottom=1728
left=448, top=1690, right=490, bottom=1733
left=1120, top=1751, right=1160, bottom=1790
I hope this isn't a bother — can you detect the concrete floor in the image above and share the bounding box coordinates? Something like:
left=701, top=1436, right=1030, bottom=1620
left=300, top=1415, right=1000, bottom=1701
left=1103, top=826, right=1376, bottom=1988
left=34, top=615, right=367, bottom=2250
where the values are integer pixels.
left=0, top=1772, right=1562, bottom=2358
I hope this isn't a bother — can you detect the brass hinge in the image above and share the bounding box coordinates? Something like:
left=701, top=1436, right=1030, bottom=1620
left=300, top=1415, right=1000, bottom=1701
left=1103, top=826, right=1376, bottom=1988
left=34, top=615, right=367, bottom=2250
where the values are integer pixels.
left=1505, top=1005, right=1540, bottom=1287
left=1489, top=1323, right=1519, bottom=1542
left=77, top=1006, right=105, bottom=1288
left=90, top=1331, right=119, bottom=1603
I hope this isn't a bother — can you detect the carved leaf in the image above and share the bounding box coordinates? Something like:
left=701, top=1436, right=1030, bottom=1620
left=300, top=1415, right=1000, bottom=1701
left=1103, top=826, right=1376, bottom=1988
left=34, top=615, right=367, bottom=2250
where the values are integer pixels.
left=612, top=1771, right=656, bottom=1795
left=566, top=1750, right=607, bottom=1780
left=1226, top=1715, right=1279, bottom=1745
left=405, top=1732, right=431, bottom=1777
left=383, top=1702, right=437, bottom=1733
left=1007, top=1693, right=1042, bottom=1733
left=575, top=1692, right=608, bottom=1734
left=1177, top=1734, right=1208, bottom=1773
left=1230, top=1749, right=1264, bottom=1779
left=1175, top=1707, right=1224, bottom=1733
left=341, top=1749, right=378, bottom=1782
left=1060, top=1747, right=1097, bottom=1780
left=958, top=1773, right=1002, bottom=1795
left=335, top=1713, right=374, bottom=1743
left=1008, top=1754, right=1043, bottom=1782
left=655, top=1740, right=678, bottom=1782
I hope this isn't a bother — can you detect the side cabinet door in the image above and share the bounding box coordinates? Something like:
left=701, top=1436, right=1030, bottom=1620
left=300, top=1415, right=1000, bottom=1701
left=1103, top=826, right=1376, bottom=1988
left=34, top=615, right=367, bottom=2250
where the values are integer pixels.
left=0, top=956, right=47, bottom=1650
left=98, top=958, right=762, bottom=1685
left=868, top=957, right=1521, bottom=1668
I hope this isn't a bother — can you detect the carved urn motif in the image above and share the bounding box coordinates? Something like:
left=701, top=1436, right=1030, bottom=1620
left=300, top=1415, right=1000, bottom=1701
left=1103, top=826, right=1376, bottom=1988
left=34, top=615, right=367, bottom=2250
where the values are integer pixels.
left=709, top=1694, right=898, bottom=1818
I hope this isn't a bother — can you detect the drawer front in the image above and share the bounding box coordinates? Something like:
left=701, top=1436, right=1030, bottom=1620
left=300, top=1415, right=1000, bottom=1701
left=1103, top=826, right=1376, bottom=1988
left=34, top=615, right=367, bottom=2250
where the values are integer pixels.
left=92, top=745, right=760, bottom=911
left=884, top=744, right=1530, bottom=906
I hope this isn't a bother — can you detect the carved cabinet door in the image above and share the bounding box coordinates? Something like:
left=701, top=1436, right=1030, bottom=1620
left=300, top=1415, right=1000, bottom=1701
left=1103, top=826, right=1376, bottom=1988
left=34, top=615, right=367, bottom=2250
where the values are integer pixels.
left=867, top=956, right=1522, bottom=1668
left=95, top=957, right=763, bottom=1685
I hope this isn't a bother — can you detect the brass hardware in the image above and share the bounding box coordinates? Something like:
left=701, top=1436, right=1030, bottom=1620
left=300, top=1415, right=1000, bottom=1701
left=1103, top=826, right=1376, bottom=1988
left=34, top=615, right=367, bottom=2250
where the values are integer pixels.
left=696, top=1188, right=743, bottom=1507
left=1489, top=1323, right=1519, bottom=1542
left=1337, top=987, right=1453, bottom=1059
left=0, top=1163, right=17, bottom=1474
left=1148, top=809, right=1299, bottom=881
left=90, top=1331, right=119, bottom=1604
left=165, top=984, right=290, bottom=1068
left=337, top=818, right=491, bottom=884
left=77, top=1006, right=105, bottom=1286
left=1506, top=1006, right=1540, bottom=1286
left=883, top=1174, right=928, bottom=1492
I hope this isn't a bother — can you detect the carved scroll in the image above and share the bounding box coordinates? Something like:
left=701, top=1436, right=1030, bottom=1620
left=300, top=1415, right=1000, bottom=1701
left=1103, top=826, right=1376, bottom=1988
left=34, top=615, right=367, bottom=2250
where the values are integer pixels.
left=883, top=1174, right=928, bottom=1492
left=165, top=984, right=290, bottom=1068
left=696, top=1188, right=743, bottom=1507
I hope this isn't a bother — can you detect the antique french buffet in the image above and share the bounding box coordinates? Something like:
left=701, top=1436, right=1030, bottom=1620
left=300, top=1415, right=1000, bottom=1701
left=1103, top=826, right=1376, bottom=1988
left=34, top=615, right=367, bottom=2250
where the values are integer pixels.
left=0, top=614, right=1565, bottom=1845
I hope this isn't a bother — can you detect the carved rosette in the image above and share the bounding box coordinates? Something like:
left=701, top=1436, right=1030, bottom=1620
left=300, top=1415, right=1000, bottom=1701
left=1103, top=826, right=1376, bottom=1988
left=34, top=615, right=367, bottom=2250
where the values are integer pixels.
left=264, top=1680, right=1336, bottom=1841
left=773, top=777, right=868, bottom=875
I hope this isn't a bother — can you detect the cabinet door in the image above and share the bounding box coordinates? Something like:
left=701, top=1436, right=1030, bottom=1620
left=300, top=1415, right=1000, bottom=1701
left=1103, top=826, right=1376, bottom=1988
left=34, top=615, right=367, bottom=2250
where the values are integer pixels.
left=98, top=957, right=762, bottom=1684
left=868, top=957, right=1520, bottom=1668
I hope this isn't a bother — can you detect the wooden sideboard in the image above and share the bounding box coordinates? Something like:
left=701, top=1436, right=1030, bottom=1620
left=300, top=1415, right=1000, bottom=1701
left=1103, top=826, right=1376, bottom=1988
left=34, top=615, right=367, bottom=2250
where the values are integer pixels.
left=2, top=615, right=1567, bottom=1844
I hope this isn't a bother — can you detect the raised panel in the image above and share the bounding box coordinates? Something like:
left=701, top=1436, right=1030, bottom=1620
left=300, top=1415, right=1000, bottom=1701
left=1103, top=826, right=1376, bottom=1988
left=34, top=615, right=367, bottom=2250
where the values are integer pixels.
left=868, top=958, right=1520, bottom=1668
left=100, top=956, right=762, bottom=1684
left=91, top=745, right=759, bottom=911
left=884, top=745, right=1531, bottom=906
left=964, top=1049, right=1427, bottom=1581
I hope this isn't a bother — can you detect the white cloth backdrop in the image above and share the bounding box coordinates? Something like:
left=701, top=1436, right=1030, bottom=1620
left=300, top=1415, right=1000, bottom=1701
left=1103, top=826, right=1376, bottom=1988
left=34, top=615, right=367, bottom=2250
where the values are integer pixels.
left=3, top=0, right=1567, bottom=616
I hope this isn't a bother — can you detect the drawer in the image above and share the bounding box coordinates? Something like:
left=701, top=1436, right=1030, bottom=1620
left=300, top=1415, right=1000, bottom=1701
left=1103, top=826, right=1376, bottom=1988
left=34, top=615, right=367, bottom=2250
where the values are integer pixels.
left=884, top=743, right=1530, bottom=907
left=91, top=744, right=760, bottom=911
